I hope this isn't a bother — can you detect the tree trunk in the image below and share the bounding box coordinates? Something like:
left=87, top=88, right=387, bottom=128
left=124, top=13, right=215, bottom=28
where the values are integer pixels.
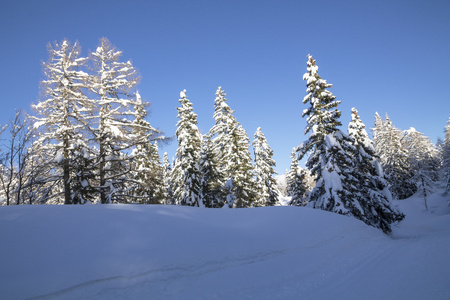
left=64, top=138, right=71, bottom=204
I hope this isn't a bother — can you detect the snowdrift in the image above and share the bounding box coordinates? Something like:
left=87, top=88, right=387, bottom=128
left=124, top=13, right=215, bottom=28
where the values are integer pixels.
left=1, top=192, right=449, bottom=299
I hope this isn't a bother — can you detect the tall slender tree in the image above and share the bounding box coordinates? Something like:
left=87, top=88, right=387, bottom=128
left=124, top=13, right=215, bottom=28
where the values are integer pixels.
left=172, top=90, right=202, bottom=206
left=224, top=119, right=257, bottom=208
left=298, top=55, right=360, bottom=217
left=31, top=40, right=90, bottom=204
left=89, top=38, right=164, bottom=203
left=252, top=127, right=279, bottom=206
left=199, top=135, right=226, bottom=208
left=348, top=108, right=404, bottom=232
left=372, top=113, right=415, bottom=199
left=129, top=92, right=164, bottom=204
left=162, top=152, right=174, bottom=205
left=286, top=148, right=309, bottom=206
left=443, top=118, right=450, bottom=198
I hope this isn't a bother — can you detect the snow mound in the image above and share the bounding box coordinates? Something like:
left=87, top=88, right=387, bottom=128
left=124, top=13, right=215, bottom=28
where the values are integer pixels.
left=1, top=192, right=450, bottom=299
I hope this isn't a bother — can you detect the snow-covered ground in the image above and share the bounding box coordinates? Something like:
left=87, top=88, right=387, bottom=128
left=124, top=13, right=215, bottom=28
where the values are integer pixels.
left=1, top=192, right=449, bottom=300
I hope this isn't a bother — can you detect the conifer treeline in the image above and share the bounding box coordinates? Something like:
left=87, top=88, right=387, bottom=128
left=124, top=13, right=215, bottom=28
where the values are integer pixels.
left=1, top=41, right=449, bottom=233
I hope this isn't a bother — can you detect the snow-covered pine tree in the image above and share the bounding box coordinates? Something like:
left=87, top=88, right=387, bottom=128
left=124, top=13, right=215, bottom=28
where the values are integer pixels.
left=348, top=108, right=404, bottom=232
left=286, top=148, right=309, bottom=206
left=171, top=90, right=202, bottom=207
left=298, top=55, right=367, bottom=226
left=224, top=118, right=257, bottom=208
left=129, top=92, right=164, bottom=204
left=31, top=40, right=90, bottom=204
left=286, top=148, right=299, bottom=197
left=199, top=135, right=226, bottom=208
left=207, top=86, right=256, bottom=207
left=162, top=152, right=174, bottom=205
left=252, top=127, right=279, bottom=206
left=372, top=113, right=415, bottom=199
left=443, top=117, right=450, bottom=198
left=209, top=87, right=235, bottom=186
left=403, top=127, right=440, bottom=210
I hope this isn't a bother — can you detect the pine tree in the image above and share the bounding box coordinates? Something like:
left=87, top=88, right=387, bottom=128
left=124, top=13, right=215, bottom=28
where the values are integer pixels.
left=209, top=87, right=235, bottom=185
left=199, top=135, right=226, bottom=208
left=129, top=92, right=164, bottom=204
left=162, top=152, right=174, bottom=205
left=208, top=87, right=256, bottom=207
left=286, top=148, right=309, bottom=206
left=348, top=108, right=404, bottom=232
left=286, top=148, right=299, bottom=197
left=172, top=90, right=202, bottom=206
left=224, top=119, right=257, bottom=208
left=31, top=40, right=90, bottom=204
left=252, top=127, right=279, bottom=206
left=443, top=117, right=450, bottom=198
left=372, top=113, right=415, bottom=199
left=298, top=55, right=361, bottom=219
left=403, top=128, right=440, bottom=210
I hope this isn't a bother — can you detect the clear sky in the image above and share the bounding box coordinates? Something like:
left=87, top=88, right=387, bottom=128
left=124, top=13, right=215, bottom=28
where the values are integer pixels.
left=1, top=0, right=449, bottom=174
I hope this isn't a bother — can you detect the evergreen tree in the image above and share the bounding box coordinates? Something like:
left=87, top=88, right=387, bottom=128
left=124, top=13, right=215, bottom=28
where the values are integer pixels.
left=298, top=55, right=360, bottom=216
left=209, top=87, right=235, bottom=185
left=208, top=87, right=256, bottom=207
left=348, top=108, right=404, bottom=232
left=372, top=113, right=415, bottom=199
left=31, top=40, right=90, bottom=204
left=252, top=127, right=279, bottom=206
left=298, top=55, right=402, bottom=232
left=286, top=148, right=309, bottom=206
left=172, top=90, right=202, bottom=206
left=224, top=119, right=257, bottom=208
left=129, top=92, right=164, bottom=204
left=443, top=117, right=450, bottom=198
left=403, top=128, right=440, bottom=210
left=162, top=152, right=174, bottom=205
left=286, top=148, right=299, bottom=197
left=199, top=135, right=226, bottom=208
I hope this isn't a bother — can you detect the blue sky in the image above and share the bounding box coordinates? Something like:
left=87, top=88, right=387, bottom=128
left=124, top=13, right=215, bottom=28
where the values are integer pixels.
left=1, top=0, right=449, bottom=174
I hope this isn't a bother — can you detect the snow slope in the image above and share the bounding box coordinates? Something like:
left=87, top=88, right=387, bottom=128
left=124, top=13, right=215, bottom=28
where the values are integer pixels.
left=1, top=192, right=449, bottom=300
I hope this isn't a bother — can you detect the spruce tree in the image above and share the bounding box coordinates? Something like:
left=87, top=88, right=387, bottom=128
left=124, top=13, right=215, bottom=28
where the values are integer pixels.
left=443, top=117, right=450, bottom=198
left=162, top=152, right=174, bottom=205
left=172, top=90, right=202, bottom=206
left=208, top=87, right=256, bottom=207
left=286, top=148, right=309, bottom=206
left=129, top=92, right=164, bottom=204
left=348, top=108, right=404, bottom=232
left=209, top=87, right=235, bottom=186
left=298, top=55, right=361, bottom=218
left=199, top=135, right=226, bottom=208
left=224, top=119, right=257, bottom=208
left=403, top=127, right=440, bottom=210
left=372, top=113, right=415, bottom=199
left=252, top=127, right=279, bottom=206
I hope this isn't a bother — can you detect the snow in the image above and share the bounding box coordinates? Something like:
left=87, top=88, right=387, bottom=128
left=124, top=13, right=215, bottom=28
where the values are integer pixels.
left=1, top=192, right=450, bottom=299
left=54, top=150, right=64, bottom=163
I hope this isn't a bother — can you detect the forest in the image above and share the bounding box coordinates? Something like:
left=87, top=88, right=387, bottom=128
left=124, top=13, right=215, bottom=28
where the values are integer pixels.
left=1, top=38, right=449, bottom=234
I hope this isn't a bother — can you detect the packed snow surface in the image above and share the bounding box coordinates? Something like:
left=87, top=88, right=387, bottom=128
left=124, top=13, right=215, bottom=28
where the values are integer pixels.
left=1, top=192, right=449, bottom=299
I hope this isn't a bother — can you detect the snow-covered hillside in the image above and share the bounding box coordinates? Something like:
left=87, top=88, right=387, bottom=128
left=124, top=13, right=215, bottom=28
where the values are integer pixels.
left=1, top=192, right=449, bottom=300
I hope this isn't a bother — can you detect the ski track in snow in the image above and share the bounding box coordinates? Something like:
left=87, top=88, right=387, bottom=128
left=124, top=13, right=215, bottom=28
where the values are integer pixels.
left=27, top=250, right=286, bottom=300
